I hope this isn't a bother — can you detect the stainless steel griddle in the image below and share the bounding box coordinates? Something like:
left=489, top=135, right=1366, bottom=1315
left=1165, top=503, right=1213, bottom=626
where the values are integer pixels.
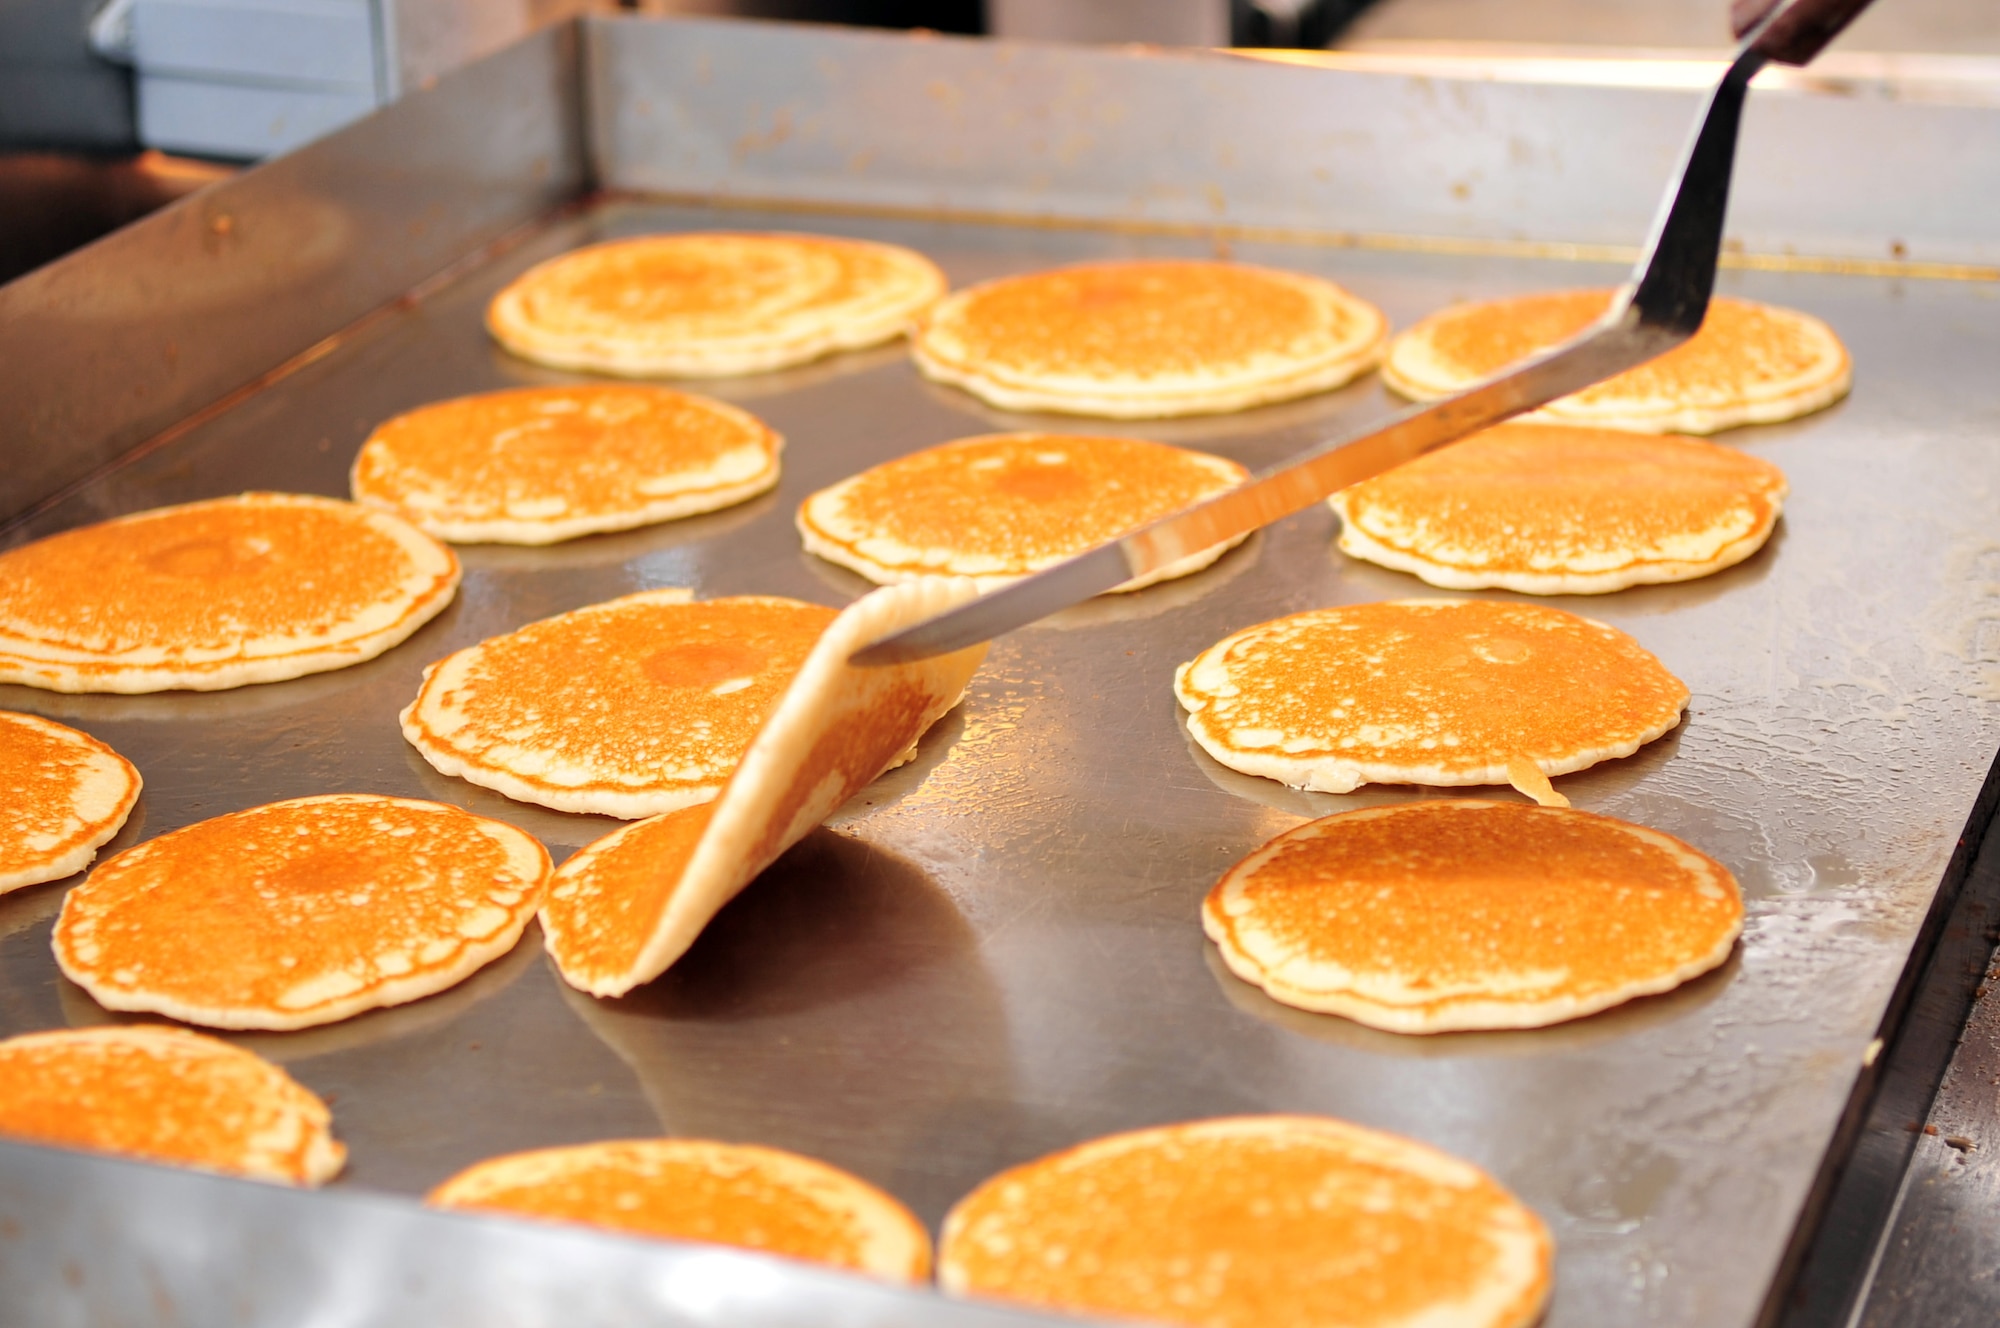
left=3, top=17, right=2000, bottom=1328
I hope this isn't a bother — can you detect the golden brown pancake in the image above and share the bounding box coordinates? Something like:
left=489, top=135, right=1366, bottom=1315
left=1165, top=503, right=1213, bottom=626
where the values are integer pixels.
left=0, top=1026, right=343, bottom=1184
left=1332, top=423, right=1790, bottom=594
left=0, top=711, right=141, bottom=893
left=940, top=1115, right=1551, bottom=1328
left=541, top=578, right=986, bottom=997
left=913, top=260, right=1388, bottom=418
left=403, top=591, right=840, bottom=819
left=351, top=385, right=783, bottom=545
left=1206, top=800, right=1743, bottom=1032
left=1382, top=290, right=1850, bottom=433
left=488, top=232, right=946, bottom=377
left=53, top=794, right=549, bottom=1031
left=429, top=1139, right=931, bottom=1282
left=0, top=493, right=459, bottom=694
left=798, top=432, right=1248, bottom=591
left=1175, top=599, right=1687, bottom=801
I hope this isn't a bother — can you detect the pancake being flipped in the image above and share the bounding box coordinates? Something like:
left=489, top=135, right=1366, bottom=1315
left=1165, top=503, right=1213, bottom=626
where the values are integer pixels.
left=53, top=794, right=550, bottom=1031
left=0, top=493, right=459, bottom=694
left=541, top=578, right=986, bottom=997
left=1332, top=423, right=1790, bottom=594
left=352, top=385, right=783, bottom=545
left=799, top=432, right=1249, bottom=591
left=912, top=260, right=1388, bottom=418
left=940, top=1114, right=1551, bottom=1328
left=488, top=232, right=947, bottom=377
left=403, top=591, right=840, bottom=819
left=1382, top=290, right=1850, bottom=434
left=0, top=711, right=142, bottom=894
left=1206, top=800, right=1743, bottom=1033
left=0, top=1026, right=343, bottom=1185
left=1175, top=599, right=1687, bottom=803
left=430, top=1139, right=931, bottom=1282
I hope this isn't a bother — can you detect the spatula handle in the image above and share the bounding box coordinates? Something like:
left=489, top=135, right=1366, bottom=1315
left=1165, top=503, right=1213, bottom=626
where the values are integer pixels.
left=1731, top=0, right=1877, bottom=65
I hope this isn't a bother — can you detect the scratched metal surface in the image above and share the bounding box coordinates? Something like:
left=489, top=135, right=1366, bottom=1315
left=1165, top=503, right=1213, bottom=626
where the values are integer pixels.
left=3, top=192, right=1998, bottom=1327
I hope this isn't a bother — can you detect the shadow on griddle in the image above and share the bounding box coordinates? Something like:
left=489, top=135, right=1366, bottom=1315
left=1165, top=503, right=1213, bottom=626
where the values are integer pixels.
left=485, top=337, right=912, bottom=404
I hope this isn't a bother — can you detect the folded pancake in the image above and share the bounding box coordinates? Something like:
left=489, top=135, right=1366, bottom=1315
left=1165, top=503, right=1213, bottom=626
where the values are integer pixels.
left=1206, top=800, right=1743, bottom=1033
left=913, top=260, right=1388, bottom=418
left=0, top=1026, right=343, bottom=1185
left=0, top=492, right=459, bottom=694
left=430, top=1138, right=930, bottom=1282
left=488, top=232, right=947, bottom=377
left=352, top=385, right=782, bottom=545
left=0, top=711, right=141, bottom=894
left=1332, top=423, right=1789, bottom=594
left=1175, top=599, right=1687, bottom=801
left=53, top=794, right=550, bottom=1031
left=403, top=591, right=840, bottom=819
left=541, top=578, right=985, bottom=997
left=1382, top=290, right=1850, bottom=434
left=940, top=1114, right=1551, bottom=1328
left=799, top=432, right=1249, bottom=591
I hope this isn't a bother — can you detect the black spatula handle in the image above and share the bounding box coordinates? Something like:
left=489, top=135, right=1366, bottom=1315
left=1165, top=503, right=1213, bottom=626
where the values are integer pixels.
left=1730, top=0, right=1878, bottom=65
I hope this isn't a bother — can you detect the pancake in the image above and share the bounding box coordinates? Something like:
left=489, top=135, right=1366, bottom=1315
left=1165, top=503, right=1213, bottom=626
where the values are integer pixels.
left=0, top=492, right=459, bottom=694
left=429, top=1139, right=930, bottom=1282
left=403, top=591, right=840, bottom=819
left=542, top=578, right=986, bottom=997
left=488, top=232, right=947, bottom=377
left=912, top=260, right=1388, bottom=418
left=939, top=1114, right=1551, bottom=1328
left=53, top=794, right=549, bottom=1031
left=1175, top=599, right=1687, bottom=801
left=799, top=432, right=1249, bottom=591
left=1332, top=423, right=1790, bottom=594
left=351, top=385, right=783, bottom=545
left=0, top=1026, right=343, bottom=1185
left=1382, top=290, right=1850, bottom=433
left=0, top=711, right=142, bottom=893
left=1205, top=800, right=1743, bottom=1033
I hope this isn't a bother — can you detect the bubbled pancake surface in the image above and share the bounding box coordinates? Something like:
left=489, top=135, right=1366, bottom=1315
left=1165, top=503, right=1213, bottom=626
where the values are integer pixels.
left=1332, top=423, right=1790, bottom=594
left=0, top=493, right=460, bottom=694
left=939, top=1114, right=1551, bottom=1328
left=487, top=232, right=946, bottom=377
left=1175, top=599, right=1688, bottom=795
left=1382, top=290, right=1851, bottom=434
left=351, top=385, right=782, bottom=545
left=1205, top=801, right=1744, bottom=1032
left=0, top=1026, right=343, bottom=1185
left=0, top=711, right=141, bottom=894
left=403, top=592, right=839, bottom=819
left=53, top=794, right=550, bottom=1031
left=798, top=432, right=1249, bottom=591
left=912, top=260, right=1388, bottom=418
left=429, top=1139, right=931, bottom=1281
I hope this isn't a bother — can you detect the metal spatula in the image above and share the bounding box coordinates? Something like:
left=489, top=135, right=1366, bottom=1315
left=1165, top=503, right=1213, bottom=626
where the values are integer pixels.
left=854, top=0, right=1876, bottom=666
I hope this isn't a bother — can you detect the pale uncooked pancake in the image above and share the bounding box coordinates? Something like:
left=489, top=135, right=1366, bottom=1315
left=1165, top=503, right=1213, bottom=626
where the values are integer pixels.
left=1382, top=290, right=1850, bottom=433
left=352, top=385, right=783, bottom=545
left=53, top=794, right=549, bottom=1031
left=430, top=1139, right=931, bottom=1281
left=1332, top=423, right=1790, bottom=594
left=799, top=432, right=1249, bottom=591
left=0, top=493, right=459, bottom=694
left=0, top=1026, right=343, bottom=1184
left=913, top=260, right=1388, bottom=418
left=0, top=711, right=141, bottom=894
left=1205, top=800, right=1743, bottom=1033
left=940, top=1115, right=1551, bottom=1328
left=542, top=578, right=986, bottom=997
left=403, top=591, right=839, bottom=819
left=1176, top=599, right=1688, bottom=799
left=488, top=232, right=947, bottom=377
